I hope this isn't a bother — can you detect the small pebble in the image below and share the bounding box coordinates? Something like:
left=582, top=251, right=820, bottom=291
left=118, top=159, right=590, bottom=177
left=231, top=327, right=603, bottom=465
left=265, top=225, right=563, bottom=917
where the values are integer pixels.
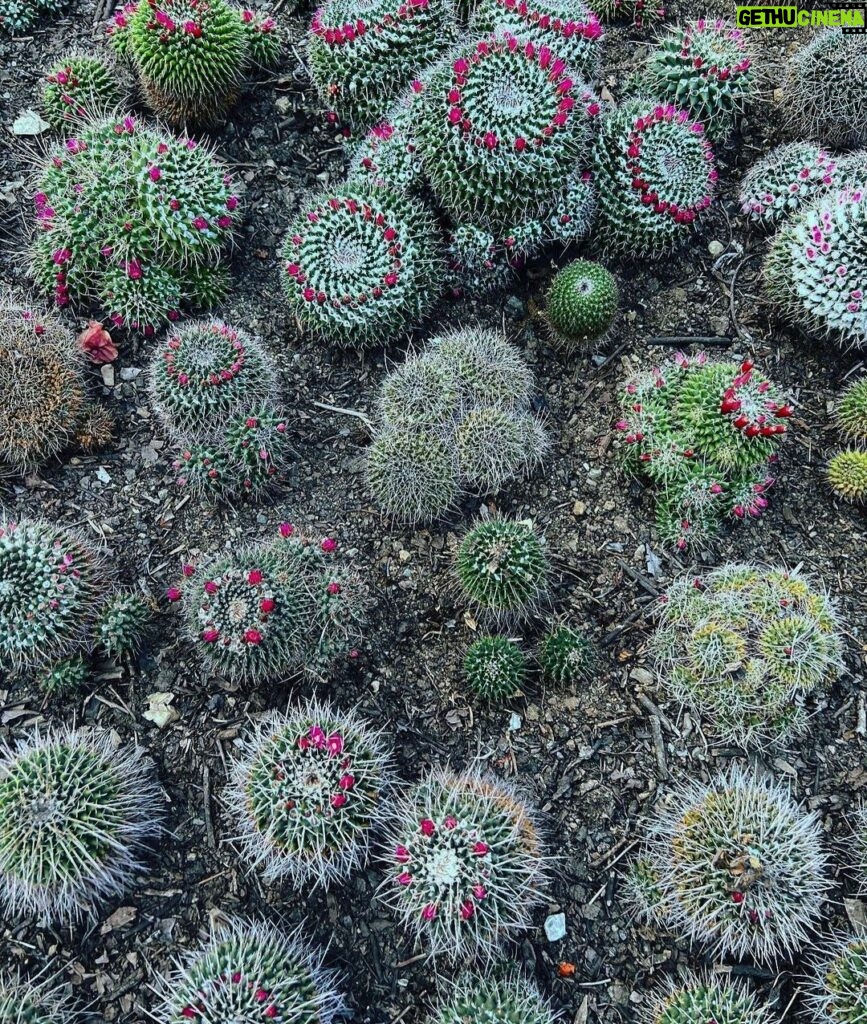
left=544, top=912, right=566, bottom=942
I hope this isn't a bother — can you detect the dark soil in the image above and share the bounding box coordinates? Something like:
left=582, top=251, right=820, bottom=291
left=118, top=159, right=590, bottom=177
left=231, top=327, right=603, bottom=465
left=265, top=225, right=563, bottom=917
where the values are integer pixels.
left=1, top=5, right=866, bottom=1023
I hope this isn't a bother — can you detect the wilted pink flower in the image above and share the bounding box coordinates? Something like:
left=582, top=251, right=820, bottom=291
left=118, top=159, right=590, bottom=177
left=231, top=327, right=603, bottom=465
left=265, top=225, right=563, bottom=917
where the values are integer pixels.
left=78, top=321, right=118, bottom=364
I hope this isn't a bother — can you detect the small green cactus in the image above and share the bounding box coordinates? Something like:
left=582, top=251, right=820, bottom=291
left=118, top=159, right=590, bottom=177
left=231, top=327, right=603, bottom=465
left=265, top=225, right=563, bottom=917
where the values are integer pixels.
left=42, top=55, right=126, bottom=128
left=0, top=971, right=77, bottom=1024
left=623, top=856, right=665, bottom=923
left=366, top=428, right=458, bottom=522
left=240, top=7, right=282, bottom=67
left=433, top=971, right=558, bottom=1024
left=828, top=450, right=867, bottom=503
left=545, top=259, right=618, bottom=350
left=348, top=89, right=427, bottom=195
left=539, top=625, right=594, bottom=685
left=596, top=0, right=664, bottom=28
left=464, top=635, right=526, bottom=701
left=39, top=654, right=90, bottom=696
left=740, top=142, right=841, bottom=228
left=455, top=517, right=549, bottom=621
left=646, top=974, right=775, bottom=1024
left=810, top=935, right=867, bottom=1024
left=0, top=0, right=65, bottom=34
left=95, top=591, right=153, bottom=660
left=836, top=378, right=867, bottom=443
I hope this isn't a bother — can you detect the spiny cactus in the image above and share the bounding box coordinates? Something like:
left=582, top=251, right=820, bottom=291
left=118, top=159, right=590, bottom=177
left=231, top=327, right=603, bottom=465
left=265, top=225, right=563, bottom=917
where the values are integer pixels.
left=783, top=30, right=867, bottom=148
left=616, top=351, right=791, bottom=549
left=429, top=327, right=534, bottom=410
left=0, top=296, right=87, bottom=475
left=0, top=726, right=162, bottom=923
left=74, top=402, right=115, bottom=454
left=378, top=352, right=461, bottom=429
left=280, top=185, right=441, bottom=348
left=644, top=974, right=776, bottom=1024
left=414, top=34, right=595, bottom=230
left=31, top=116, right=240, bottom=334
left=39, top=654, right=90, bottom=696
left=828, top=450, right=867, bottom=503
left=241, top=7, right=282, bottom=67
left=764, top=184, right=867, bottom=350
left=95, top=590, right=153, bottom=660
left=471, top=0, right=603, bottom=82
left=433, top=971, right=558, bottom=1024
left=456, top=517, right=549, bottom=621
left=308, top=0, right=454, bottom=132
left=159, top=917, right=344, bottom=1024
left=644, top=19, right=753, bottom=141
left=593, top=98, right=717, bottom=257
left=0, top=0, right=64, bottom=34
left=367, top=427, right=458, bottom=522
left=809, top=935, right=867, bottom=1024
left=631, top=764, right=829, bottom=963
left=545, top=259, right=618, bottom=351
left=42, top=55, right=126, bottom=129
left=227, top=700, right=392, bottom=886
left=455, top=408, right=541, bottom=492
left=740, top=142, right=841, bottom=229
left=623, top=856, right=665, bottom=923
left=378, top=765, right=549, bottom=959
left=651, top=564, right=843, bottom=748
left=0, top=970, right=77, bottom=1024
left=596, top=0, right=664, bottom=28
left=178, top=525, right=363, bottom=682
left=348, top=84, right=427, bottom=194
left=539, top=625, right=594, bottom=685
left=836, top=378, right=867, bottom=443
left=464, top=635, right=526, bottom=701
left=0, top=519, right=109, bottom=674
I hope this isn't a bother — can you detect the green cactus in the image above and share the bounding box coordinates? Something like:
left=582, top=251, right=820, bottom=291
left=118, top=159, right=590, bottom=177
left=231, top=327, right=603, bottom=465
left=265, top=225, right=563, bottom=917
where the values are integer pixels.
left=836, top=378, right=867, bottom=443
left=39, top=654, right=90, bottom=696
left=42, top=55, right=126, bottom=129
left=647, top=975, right=775, bottom=1024
left=0, top=971, right=78, bottom=1024
left=347, top=79, right=429, bottom=194
left=0, top=0, right=64, bottom=34
left=545, top=259, right=618, bottom=350
left=456, top=518, right=549, bottom=621
left=428, top=327, right=534, bottom=410
left=454, top=407, right=537, bottom=493
left=378, top=352, right=461, bottom=430
left=96, top=591, right=153, bottom=660
left=366, top=427, right=458, bottom=522
left=739, top=142, right=841, bottom=228
left=539, top=625, right=594, bottom=685
left=240, top=6, right=282, bottom=67
left=827, top=450, right=867, bottom=503
left=595, top=0, right=665, bottom=27
left=810, top=936, right=867, bottom=1024
left=464, top=635, right=526, bottom=701
left=433, top=971, right=558, bottom=1024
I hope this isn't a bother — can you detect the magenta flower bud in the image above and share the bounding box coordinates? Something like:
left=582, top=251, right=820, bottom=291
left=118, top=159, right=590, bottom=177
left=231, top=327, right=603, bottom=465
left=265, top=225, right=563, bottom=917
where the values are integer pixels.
left=166, top=586, right=182, bottom=602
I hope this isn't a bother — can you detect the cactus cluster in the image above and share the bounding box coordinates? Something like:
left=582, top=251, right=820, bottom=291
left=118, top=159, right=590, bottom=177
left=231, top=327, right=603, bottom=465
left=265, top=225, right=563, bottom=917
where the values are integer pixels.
left=0, top=727, right=162, bottom=923
left=593, top=98, right=717, bottom=257
left=595, top=0, right=664, bottom=28
left=31, top=116, right=240, bottom=334
left=464, top=635, right=526, bottom=701
left=108, top=0, right=281, bottom=126
left=644, top=975, right=775, bottom=1024
left=280, top=185, right=441, bottom=348
left=42, top=55, right=126, bottom=128
left=631, top=764, right=829, bottom=963
left=159, top=918, right=344, bottom=1024
left=432, top=972, right=558, bottom=1024
left=379, top=766, right=548, bottom=959
left=227, top=701, right=392, bottom=886
left=643, top=19, right=753, bottom=141
left=783, top=30, right=867, bottom=148
left=827, top=377, right=867, bottom=503
left=616, top=351, right=792, bottom=550
left=544, top=258, right=618, bottom=351
left=651, top=563, right=843, bottom=748
left=177, top=524, right=363, bottom=682
left=367, top=327, right=546, bottom=520
left=740, top=142, right=841, bottom=229
left=0, top=0, right=64, bottom=34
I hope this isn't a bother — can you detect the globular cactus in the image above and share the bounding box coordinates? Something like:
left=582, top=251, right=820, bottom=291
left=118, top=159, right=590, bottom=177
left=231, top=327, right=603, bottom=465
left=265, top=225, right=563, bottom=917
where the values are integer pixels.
left=0, top=296, right=87, bottom=475
left=593, top=99, right=717, bottom=257
left=378, top=352, right=461, bottom=429
left=651, top=564, right=843, bottom=748
left=740, top=142, right=841, bottom=229
left=367, top=428, right=458, bottom=522
left=42, top=55, right=126, bottom=128
left=827, top=450, right=867, bottom=503
left=538, top=625, right=594, bottom=685
left=0, top=0, right=64, bottom=34
left=0, top=726, right=162, bottom=923
left=595, top=0, right=664, bottom=28
left=31, top=116, right=240, bottom=334
left=0, top=519, right=109, bottom=674
left=471, top=0, right=603, bottom=82
left=622, top=856, right=665, bottom=923
left=378, top=765, right=549, bottom=959
left=544, top=259, right=618, bottom=351
left=616, top=351, right=792, bottom=549
left=414, top=34, right=596, bottom=230
left=454, top=407, right=542, bottom=492
left=226, top=700, right=392, bottom=886
left=783, top=30, right=867, bottom=148
left=836, top=378, right=867, bottom=443
left=429, top=327, right=534, bottom=410
left=763, top=184, right=867, bottom=350
left=644, top=974, right=776, bottom=1024
left=308, top=0, right=454, bottom=132
left=456, top=517, right=549, bottom=621
left=809, top=935, right=867, bottom=1024
left=643, top=19, right=754, bottom=141
left=432, top=971, right=558, bottom=1024
left=240, top=7, right=282, bottom=67
left=464, top=635, right=526, bottom=701
left=348, top=84, right=427, bottom=194
left=280, top=185, right=442, bottom=348
left=630, top=764, right=829, bottom=963
left=158, top=917, right=344, bottom=1024
left=95, top=590, right=153, bottom=660
left=74, top=402, right=115, bottom=454
left=39, top=654, right=90, bottom=696
left=177, top=525, right=363, bottom=682
left=0, top=971, right=78, bottom=1024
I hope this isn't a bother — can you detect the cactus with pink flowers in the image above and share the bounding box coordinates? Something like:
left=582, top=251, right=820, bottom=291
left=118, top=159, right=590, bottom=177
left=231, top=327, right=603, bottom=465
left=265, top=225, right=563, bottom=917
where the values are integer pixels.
left=740, top=142, right=841, bottom=228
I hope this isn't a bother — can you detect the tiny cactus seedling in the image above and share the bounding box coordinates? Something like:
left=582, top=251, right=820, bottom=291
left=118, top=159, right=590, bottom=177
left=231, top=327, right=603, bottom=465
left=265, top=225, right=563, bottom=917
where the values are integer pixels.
left=456, top=517, right=549, bottom=621
left=308, top=0, right=454, bottom=132
left=809, top=935, right=867, bottom=1024
left=414, top=33, right=595, bottom=230
left=0, top=971, right=77, bottom=1024
left=632, top=764, right=829, bottom=963
left=623, top=856, right=665, bottom=923
left=0, top=0, right=64, bottom=34
left=367, top=428, right=458, bottom=522
left=159, top=917, right=344, bottom=1024
left=42, top=55, right=126, bottom=128
left=740, top=142, right=841, bottom=228
left=783, top=30, right=867, bottom=148
left=280, top=186, right=442, bottom=349
left=0, top=519, right=109, bottom=674
left=39, top=654, right=90, bottom=696
left=764, top=184, right=867, bottom=350
left=0, top=726, right=162, bottom=923
left=179, top=525, right=363, bottom=682
left=539, top=625, right=594, bottom=685
left=545, top=259, right=618, bottom=350
left=596, top=0, right=664, bottom=28
left=464, top=635, right=526, bottom=701
left=644, top=19, right=754, bottom=141
left=828, top=450, right=867, bottom=503
left=0, top=295, right=87, bottom=475
left=95, top=590, right=153, bottom=660
left=617, top=351, right=792, bottom=549
left=652, top=564, right=843, bottom=748
left=593, top=98, right=717, bottom=257
left=227, top=700, right=392, bottom=886
left=378, top=765, right=549, bottom=959
left=644, top=974, right=776, bottom=1024
left=31, top=116, right=240, bottom=334
left=432, top=971, right=558, bottom=1024
left=836, top=378, right=867, bottom=443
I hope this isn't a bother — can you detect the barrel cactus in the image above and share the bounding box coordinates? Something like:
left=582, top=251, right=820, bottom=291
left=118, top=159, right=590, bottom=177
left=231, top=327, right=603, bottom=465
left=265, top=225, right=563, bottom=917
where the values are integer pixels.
left=828, top=450, right=867, bottom=503
left=809, top=935, right=867, bottom=1024
left=544, top=259, right=618, bottom=350
left=42, top=54, right=126, bottom=128
left=539, top=624, right=594, bottom=685
left=644, top=974, right=776, bottom=1024
left=593, top=98, right=717, bottom=257
left=432, top=971, right=558, bottom=1024
left=379, top=765, right=549, bottom=959
left=464, top=635, right=526, bottom=701
left=740, top=142, right=841, bottom=229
